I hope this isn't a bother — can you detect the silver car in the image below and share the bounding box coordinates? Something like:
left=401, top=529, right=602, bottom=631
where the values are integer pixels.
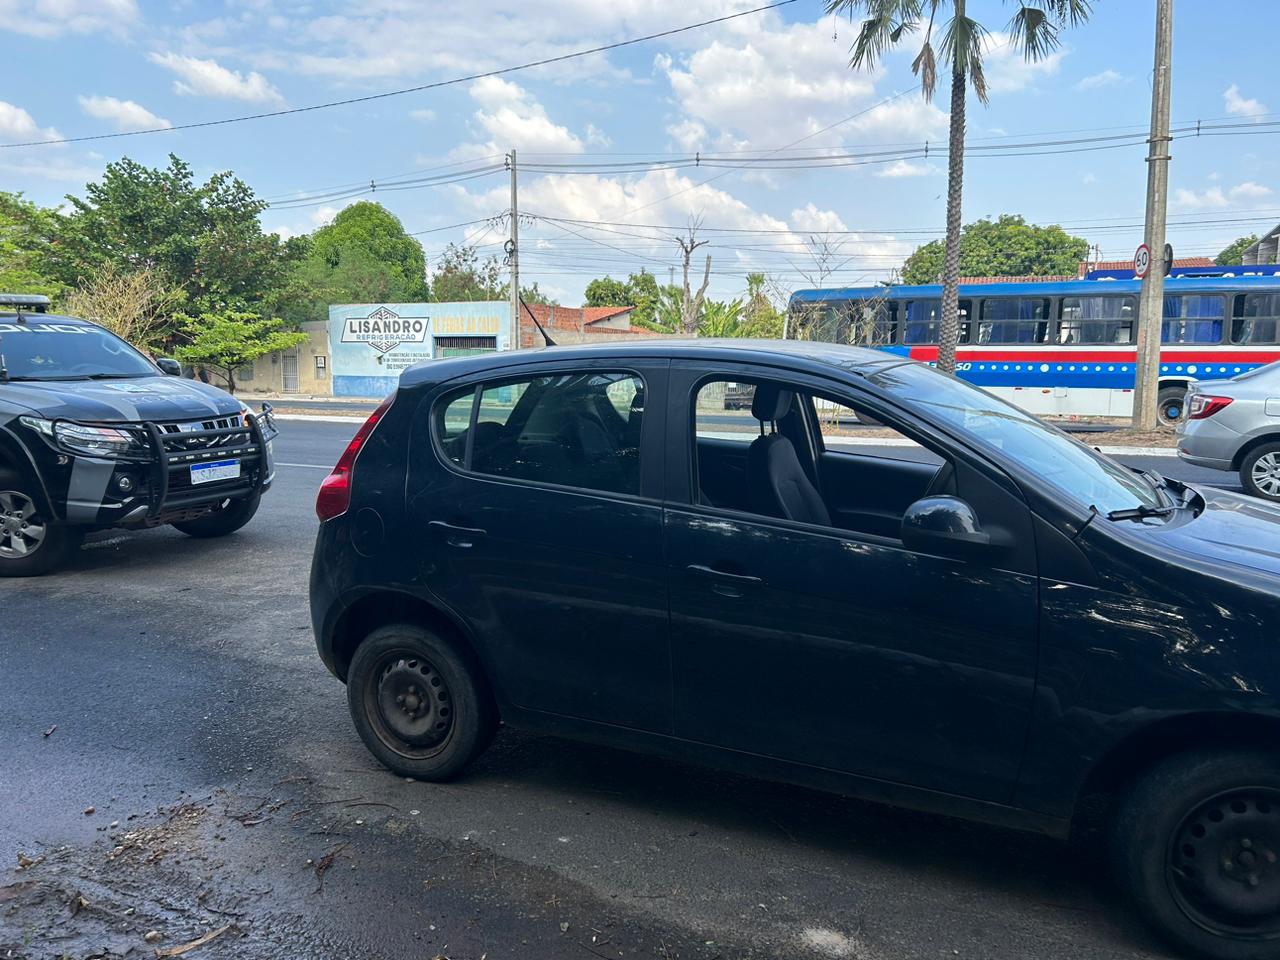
left=1177, top=360, right=1280, bottom=500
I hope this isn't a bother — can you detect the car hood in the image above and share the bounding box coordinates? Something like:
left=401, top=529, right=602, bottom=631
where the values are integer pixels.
left=2, top=375, right=242, bottom=423
left=1160, top=484, right=1280, bottom=578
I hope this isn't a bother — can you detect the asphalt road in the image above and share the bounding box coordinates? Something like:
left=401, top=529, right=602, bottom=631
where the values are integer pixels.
left=1, top=420, right=1235, bottom=959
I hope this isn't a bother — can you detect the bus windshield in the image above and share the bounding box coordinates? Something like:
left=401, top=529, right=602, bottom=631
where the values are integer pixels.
left=0, top=321, right=157, bottom=381
left=871, top=361, right=1163, bottom=516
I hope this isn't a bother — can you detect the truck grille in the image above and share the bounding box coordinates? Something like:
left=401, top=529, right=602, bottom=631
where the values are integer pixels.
left=157, top=415, right=251, bottom=453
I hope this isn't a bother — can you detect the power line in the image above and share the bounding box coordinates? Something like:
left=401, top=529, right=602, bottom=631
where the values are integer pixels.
left=0, top=0, right=796, bottom=149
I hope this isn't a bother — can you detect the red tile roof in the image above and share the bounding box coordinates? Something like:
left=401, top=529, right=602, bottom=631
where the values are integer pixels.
left=1078, top=257, right=1214, bottom=276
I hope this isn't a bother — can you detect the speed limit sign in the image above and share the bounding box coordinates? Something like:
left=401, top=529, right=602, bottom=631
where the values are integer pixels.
left=1134, top=243, right=1152, bottom=279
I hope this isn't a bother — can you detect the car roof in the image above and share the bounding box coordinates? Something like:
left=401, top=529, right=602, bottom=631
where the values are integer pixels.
left=0, top=311, right=96, bottom=326
left=398, top=338, right=905, bottom=390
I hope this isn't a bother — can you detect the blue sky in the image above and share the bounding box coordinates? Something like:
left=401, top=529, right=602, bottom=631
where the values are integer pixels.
left=3, top=0, right=1277, bottom=305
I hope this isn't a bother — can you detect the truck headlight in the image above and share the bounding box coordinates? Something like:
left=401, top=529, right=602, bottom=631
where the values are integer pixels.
left=54, top=422, right=141, bottom=458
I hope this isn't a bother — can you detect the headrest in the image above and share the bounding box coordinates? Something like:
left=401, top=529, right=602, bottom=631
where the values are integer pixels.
left=752, top=384, right=792, bottom=422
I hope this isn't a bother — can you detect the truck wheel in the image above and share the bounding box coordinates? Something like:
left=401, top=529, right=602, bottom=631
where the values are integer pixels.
left=170, top=492, right=261, bottom=538
left=1157, top=387, right=1187, bottom=427
left=0, top=472, right=81, bottom=577
left=346, top=623, right=497, bottom=781
left=1241, top=443, right=1280, bottom=502
left=1112, top=749, right=1280, bottom=960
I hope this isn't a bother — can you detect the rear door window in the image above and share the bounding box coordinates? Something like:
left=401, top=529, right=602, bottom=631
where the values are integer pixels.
left=435, top=371, right=644, bottom=496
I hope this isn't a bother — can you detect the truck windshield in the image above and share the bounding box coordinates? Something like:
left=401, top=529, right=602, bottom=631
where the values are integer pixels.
left=872, top=361, right=1163, bottom=516
left=0, top=321, right=157, bottom=380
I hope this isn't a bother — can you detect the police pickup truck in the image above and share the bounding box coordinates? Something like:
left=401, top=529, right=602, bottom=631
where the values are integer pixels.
left=0, top=294, right=277, bottom=576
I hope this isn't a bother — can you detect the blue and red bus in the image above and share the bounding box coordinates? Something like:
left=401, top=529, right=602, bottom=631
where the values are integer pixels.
left=789, top=276, right=1280, bottom=424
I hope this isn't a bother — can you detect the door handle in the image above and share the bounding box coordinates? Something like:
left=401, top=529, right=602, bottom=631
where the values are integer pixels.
left=685, top=564, right=763, bottom=597
left=428, top=520, right=487, bottom=548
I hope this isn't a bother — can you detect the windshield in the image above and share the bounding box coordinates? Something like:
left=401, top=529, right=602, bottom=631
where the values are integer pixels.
left=871, top=361, right=1163, bottom=515
left=0, top=320, right=157, bottom=380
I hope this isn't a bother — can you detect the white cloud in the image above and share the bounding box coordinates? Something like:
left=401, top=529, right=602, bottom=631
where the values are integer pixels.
left=980, top=32, right=1067, bottom=94
left=0, top=101, right=60, bottom=143
left=1224, top=84, right=1268, bottom=121
left=790, top=203, right=847, bottom=234
left=149, top=52, right=283, bottom=103
left=409, top=108, right=436, bottom=122
left=876, top=159, right=939, bottom=178
left=1172, top=181, right=1273, bottom=211
left=1076, top=69, right=1125, bottom=91
left=0, top=0, right=137, bottom=38
left=78, top=95, right=170, bottom=132
left=240, top=0, right=769, bottom=83
left=452, top=77, right=595, bottom=159
left=655, top=18, right=947, bottom=152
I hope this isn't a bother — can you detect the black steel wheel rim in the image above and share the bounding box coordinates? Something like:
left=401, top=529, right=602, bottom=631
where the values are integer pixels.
left=364, top=650, right=455, bottom=759
left=1168, top=787, right=1280, bottom=939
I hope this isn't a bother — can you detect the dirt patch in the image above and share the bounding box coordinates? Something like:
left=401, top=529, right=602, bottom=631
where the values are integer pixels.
left=2, top=784, right=787, bottom=960
left=1082, top=427, right=1178, bottom=448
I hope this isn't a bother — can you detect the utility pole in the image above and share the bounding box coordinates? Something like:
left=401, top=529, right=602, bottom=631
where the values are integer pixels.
left=508, top=149, right=520, bottom=349
left=1133, top=0, right=1173, bottom=431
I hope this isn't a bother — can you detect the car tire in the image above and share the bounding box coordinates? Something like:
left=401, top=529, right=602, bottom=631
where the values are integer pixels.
left=170, top=491, right=262, bottom=538
left=1157, top=387, right=1188, bottom=428
left=0, top=470, right=82, bottom=577
left=346, top=623, right=497, bottom=781
left=1111, top=749, right=1280, bottom=960
left=1240, top=443, right=1280, bottom=503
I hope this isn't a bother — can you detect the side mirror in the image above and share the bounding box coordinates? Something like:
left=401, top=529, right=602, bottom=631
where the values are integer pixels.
left=901, top=495, right=991, bottom=555
left=156, top=358, right=182, bottom=376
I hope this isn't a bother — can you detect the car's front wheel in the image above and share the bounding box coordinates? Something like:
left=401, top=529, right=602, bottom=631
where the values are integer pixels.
left=0, top=472, right=82, bottom=577
left=1112, top=749, right=1280, bottom=960
left=1241, top=443, right=1280, bottom=502
left=170, top=492, right=261, bottom=538
left=346, top=623, right=497, bottom=781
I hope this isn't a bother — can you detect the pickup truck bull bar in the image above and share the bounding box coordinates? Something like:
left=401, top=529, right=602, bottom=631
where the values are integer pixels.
left=49, top=403, right=278, bottom=523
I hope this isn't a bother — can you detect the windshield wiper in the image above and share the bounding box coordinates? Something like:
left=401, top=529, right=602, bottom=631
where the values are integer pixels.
left=1106, top=504, right=1178, bottom=522
left=82, top=372, right=144, bottom=379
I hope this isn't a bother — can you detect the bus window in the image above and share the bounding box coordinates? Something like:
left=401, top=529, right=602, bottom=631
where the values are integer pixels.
left=976, top=298, right=1050, bottom=344
left=1058, top=296, right=1135, bottom=344
left=1233, top=293, right=1280, bottom=344
left=902, top=299, right=971, bottom=344
left=1163, top=295, right=1224, bottom=344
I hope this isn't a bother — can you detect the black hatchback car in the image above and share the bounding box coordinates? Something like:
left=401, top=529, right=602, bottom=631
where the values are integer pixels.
left=311, top=340, right=1280, bottom=960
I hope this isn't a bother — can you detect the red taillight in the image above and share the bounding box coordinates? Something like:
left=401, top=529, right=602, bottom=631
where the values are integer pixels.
left=316, top=394, right=395, bottom=521
left=1188, top=394, right=1233, bottom=420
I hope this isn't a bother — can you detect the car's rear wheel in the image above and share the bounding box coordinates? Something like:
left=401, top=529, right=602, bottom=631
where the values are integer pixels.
left=1241, top=443, right=1280, bottom=502
left=1112, top=749, right=1280, bottom=960
left=1158, top=387, right=1188, bottom=427
left=0, top=472, right=81, bottom=577
left=346, top=623, right=496, bottom=781
left=170, top=492, right=261, bottom=538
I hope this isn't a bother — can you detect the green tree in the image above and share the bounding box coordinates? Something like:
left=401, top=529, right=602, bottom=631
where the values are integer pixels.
left=0, top=191, right=64, bottom=299
left=511, top=281, right=558, bottom=306
left=309, top=202, right=428, bottom=301
left=584, top=276, right=630, bottom=307
left=428, top=243, right=505, bottom=301
left=697, top=299, right=747, bottom=338
left=827, top=0, right=1093, bottom=372
left=740, top=273, right=784, bottom=338
left=1216, top=234, right=1260, bottom=266
left=900, top=215, right=1089, bottom=284
left=172, top=311, right=308, bottom=393
left=49, top=155, right=288, bottom=329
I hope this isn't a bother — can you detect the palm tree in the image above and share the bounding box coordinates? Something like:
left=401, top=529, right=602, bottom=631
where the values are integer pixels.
left=825, top=0, right=1092, bottom=373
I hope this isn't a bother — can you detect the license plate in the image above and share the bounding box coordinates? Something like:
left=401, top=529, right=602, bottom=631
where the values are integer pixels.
left=191, top=459, right=241, bottom=485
